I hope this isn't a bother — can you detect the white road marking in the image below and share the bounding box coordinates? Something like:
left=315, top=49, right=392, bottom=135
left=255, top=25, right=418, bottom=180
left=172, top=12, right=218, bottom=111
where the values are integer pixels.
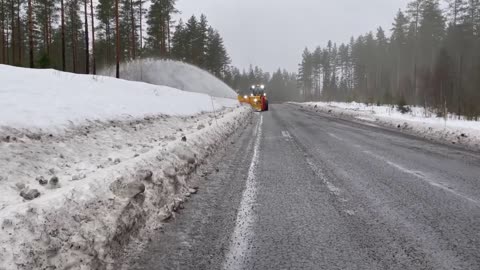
left=362, top=150, right=479, bottom=205
left=281, top=130, right=292, bottom=140
left=305, top=157, right=341, bottom=197
left=305, top=156, right=356, bottom=214
left=223, top=115, right=263, bottom=270
left=328, top=132, right=344, bottom=141
left=328, top=132, right=363, bottom=148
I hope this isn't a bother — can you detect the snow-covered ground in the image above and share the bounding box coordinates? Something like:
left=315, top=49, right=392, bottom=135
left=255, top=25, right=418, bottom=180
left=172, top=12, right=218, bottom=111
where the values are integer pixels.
left=0, top=64, right=251, bottom=269
left=297, top=102, right=480, bottom=151
left=0, top=64, right=237, bottom=132
left=99, top=59, right=238, bottom=99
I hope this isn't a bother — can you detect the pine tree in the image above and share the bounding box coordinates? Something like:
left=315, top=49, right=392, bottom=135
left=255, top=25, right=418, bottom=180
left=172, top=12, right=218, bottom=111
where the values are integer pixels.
left=418, top=0, right=445, bottom=70
left=205, top=27, right=230, bottom=77
left=60, top=0, right=66, bottom=70
left=407, top=0, right=425, bottom=103
left=115, top=0, right=119, bottom=77
left=15, top=0, right=21, bottom=65
left=90, top=0, right=95, bottom=73
left=391, top=9, right=410, bottom=99
left=146, top=0, right=176, bottom=57
left=129, top=0, right=135, bottom=59
left=298, top=48, right=313, bottom=101
left=0, top=0, right=5, bottom=64
left=183, top=15, right=197, bottom=61
left=35, top=0, right=57, bottom=64
left=447, top=0, right=469, bottom=25
left=118, top=0, right=137, bottom=60
left=312, top=46, right=322, bottom=99
left=96, top=0, right=114, bottom=67
left=83, top=0, right=89, bottom=73
left=192, top=14, right=208, bottom=67
left=171, top=19, right=187, bottom=60
left=137, top=0, right=146, bottom=52
left=27, top=0, right=32, bottom=67
left=10, top=0, right=15, bottom=65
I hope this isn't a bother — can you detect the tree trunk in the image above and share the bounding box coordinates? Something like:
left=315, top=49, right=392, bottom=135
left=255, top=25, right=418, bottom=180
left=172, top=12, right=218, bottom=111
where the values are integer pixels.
left=115, top=0, right=119, bottom=78
left=1, top=0, right=5, bottom=64
left=10, top=0, right=15, bottom=65
left=4, top=13, right=8, bottom=64
left=44, top=0, right=49, bottom=56
left=160, top=21, right=166, bottom=56
left=60, top=0, right=65, bottom=71
left=105, top=23, right=110, bottom=64
left=71, top=3, right=77, bottom=73
left=90, top=0, right=95, bottom=74
left=413, top=3, right=420, bottom=105
left=130, top=0, right=135, bottom=59
left=167, top=15, right=171, bottom=54
left=84, top=0, right=89, bottom=74
left=47, top=0, right=52, bottom=57
left=139, top=0, right=142, bottom=52
left=27, top=0, right=33, bottom=67
left=16, top=0, right=20, bottom=65
left=453, top=0, right=458, bottom=26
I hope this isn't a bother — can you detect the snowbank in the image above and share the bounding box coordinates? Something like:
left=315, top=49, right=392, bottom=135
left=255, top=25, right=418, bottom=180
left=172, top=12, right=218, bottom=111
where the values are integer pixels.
left=0, top=64, right=238, bottom=133
left=0, top=64, right=251, bottom=269
left=297, top=102, right=480, bottom=151
left=99, top=59, right=238, bottom=99
left=0, top=108, right=251, bottom=269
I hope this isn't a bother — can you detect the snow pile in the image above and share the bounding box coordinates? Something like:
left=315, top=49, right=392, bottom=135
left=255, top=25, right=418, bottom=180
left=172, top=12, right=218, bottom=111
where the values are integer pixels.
left=298, top=102, right=480, bottom=150
left=0, top=64, right=238, bottom=132
left=99, top=59, right=238, bottom=99
left=0, top=64, right=251, bottom=269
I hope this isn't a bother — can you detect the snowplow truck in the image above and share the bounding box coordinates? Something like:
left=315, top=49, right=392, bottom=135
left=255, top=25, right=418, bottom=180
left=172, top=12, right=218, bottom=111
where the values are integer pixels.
left=238, top=84, right=269, bottom=112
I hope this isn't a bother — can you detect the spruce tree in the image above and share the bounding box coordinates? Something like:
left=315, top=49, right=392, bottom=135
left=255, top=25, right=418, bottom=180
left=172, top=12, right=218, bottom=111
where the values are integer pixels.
left=205, top=27, right=229, bottom=76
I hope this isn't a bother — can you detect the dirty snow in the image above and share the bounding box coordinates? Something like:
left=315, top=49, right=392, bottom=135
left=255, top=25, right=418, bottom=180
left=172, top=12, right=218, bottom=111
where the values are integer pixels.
left=298, top=102, right=480, bottom=151
left=0, top=64, right=251, bottom=269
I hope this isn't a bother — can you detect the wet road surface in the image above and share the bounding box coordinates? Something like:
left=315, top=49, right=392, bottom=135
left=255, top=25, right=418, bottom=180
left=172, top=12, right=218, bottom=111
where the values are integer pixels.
left=123, top=104, right=480, bottom=270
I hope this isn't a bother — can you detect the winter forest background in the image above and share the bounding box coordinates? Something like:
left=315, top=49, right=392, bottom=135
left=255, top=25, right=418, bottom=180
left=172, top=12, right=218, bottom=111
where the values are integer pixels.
left=0, top=0, right=479, bottom=118
left=298, top=0, right=480, bottom=119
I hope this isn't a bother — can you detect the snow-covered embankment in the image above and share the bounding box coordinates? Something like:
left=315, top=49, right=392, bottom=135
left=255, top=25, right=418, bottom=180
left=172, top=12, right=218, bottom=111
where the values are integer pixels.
left=297, top=102, right=480, bottom=151
left=0, top=64, right=251, bottom=269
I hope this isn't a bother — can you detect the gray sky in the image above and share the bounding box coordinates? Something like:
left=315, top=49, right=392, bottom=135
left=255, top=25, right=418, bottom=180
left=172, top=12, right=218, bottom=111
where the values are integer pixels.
left=175, top=0, right=411, bottom=73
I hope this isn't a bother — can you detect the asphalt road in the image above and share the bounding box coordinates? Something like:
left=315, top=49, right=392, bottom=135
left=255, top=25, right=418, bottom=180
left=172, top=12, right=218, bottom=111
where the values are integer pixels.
left=123, top=104, right=480, bottom=270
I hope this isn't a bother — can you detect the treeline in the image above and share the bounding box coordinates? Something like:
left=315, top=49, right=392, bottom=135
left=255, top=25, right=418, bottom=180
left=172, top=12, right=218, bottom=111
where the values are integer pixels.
left=0, top=0, right=230, bottom=79
left=226, top=65, right=301, bottom=102
left=298, top=0, right=480, bottom=118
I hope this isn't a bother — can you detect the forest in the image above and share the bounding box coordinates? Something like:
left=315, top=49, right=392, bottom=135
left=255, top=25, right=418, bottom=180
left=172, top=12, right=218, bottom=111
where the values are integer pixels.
left=297, top=0, right=480, bottom=119
left=0, top=0, right=301, bottom=101
left=0, top=0, right=231, bottom=78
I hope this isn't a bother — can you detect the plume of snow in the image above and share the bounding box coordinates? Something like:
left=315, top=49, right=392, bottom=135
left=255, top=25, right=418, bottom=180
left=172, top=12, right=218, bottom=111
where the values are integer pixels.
left=99, top=59, right=237, bottom=99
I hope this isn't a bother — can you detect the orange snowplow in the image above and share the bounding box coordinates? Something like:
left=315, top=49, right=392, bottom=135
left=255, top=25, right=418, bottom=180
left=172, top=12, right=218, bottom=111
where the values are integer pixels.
left=238, top=84, right=269, bottom=112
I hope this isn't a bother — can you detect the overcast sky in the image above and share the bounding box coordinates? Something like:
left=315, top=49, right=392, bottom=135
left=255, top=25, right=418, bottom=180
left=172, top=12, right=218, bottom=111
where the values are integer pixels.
left=175, top=0, right=411, bottom=73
